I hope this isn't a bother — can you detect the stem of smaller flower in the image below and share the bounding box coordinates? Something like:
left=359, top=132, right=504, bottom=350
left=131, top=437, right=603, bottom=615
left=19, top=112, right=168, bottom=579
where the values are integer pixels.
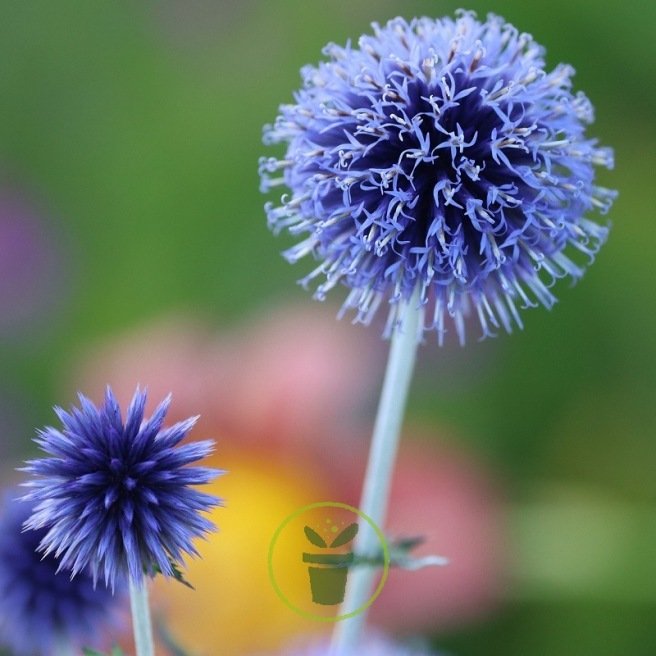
left=331, top=290, right=422, bottom=653
left=129, top=578, right=155, bottom=656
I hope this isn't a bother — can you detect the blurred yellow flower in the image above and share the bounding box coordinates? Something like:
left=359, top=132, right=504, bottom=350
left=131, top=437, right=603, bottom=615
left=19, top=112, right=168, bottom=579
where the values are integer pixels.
left=153, top=449, right=331, bottom=655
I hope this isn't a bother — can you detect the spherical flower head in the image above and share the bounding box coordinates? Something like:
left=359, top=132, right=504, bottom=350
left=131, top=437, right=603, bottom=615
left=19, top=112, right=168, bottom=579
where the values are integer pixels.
left=260, top=11, right=617, bottom=344
left=22, top=387, right=222, bottom=590
left=0, top=494, right=124, bottom=656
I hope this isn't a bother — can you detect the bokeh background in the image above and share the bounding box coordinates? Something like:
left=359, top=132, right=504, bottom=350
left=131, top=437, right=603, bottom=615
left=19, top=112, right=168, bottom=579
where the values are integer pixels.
left=1, top=1, right=654, bottom=655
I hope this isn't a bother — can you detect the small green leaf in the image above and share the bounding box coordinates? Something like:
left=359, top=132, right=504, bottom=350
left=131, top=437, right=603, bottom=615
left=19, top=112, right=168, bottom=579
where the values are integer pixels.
left=330, top=522, right=359, bottom=548
left=170, top=561, right=195, bottom=590
left=148, top=559, right=195, bottom=589
left=304, top=525, right=328, bottom=548
left=351, top=535, right=421, bottom=567
left=392, top=535, right=425, bottom=552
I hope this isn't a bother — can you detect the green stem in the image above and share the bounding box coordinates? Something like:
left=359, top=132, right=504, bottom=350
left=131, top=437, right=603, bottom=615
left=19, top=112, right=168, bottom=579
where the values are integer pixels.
left=331, top=292, right=422, bottom=653
left=129, top=578, right=155, bottom=656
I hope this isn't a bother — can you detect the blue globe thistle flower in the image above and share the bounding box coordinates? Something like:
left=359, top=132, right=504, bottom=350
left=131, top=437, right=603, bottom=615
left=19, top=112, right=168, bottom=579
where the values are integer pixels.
left=260, top=11, right=617, bottom=344
left=21, top=387, right=222, bottom=591
left=0, top=494, right=124, bottom=656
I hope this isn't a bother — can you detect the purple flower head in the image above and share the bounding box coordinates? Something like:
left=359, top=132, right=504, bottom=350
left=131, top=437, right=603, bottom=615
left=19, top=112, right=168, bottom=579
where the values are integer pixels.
left=0, top=494, right=124, bottom=656
left=22, top=387, right=222, bottom=591
left=260, top=11, right=616, bottom=344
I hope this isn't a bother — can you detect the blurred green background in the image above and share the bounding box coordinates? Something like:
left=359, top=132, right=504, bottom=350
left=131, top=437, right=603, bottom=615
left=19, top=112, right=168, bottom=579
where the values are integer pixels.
left=0, top=1, right=654, bottom=655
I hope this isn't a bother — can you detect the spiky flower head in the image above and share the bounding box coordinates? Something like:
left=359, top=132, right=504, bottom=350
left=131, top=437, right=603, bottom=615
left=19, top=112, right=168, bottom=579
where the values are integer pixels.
left=260, top=11, right=616, bottom=344
left=22, top=387, right=222, bottom=591
left=0, top=494, right=124, bottom=656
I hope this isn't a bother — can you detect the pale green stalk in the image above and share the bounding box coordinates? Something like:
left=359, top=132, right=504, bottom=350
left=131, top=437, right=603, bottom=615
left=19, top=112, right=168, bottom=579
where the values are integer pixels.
left=331, top=291, right=422, bottom=653
left=129, top=578, right=155, bottom=656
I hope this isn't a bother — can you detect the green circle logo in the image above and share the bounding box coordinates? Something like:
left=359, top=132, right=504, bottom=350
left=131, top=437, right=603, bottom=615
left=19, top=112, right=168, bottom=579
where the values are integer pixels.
left=267, top=501, right=389, bottom=622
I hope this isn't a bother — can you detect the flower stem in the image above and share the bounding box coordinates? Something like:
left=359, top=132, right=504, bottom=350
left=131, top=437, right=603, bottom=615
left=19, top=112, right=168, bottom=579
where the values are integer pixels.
left=129, top=578, right=155, bottom=656
left=331, top=293, right=422, bottom=653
